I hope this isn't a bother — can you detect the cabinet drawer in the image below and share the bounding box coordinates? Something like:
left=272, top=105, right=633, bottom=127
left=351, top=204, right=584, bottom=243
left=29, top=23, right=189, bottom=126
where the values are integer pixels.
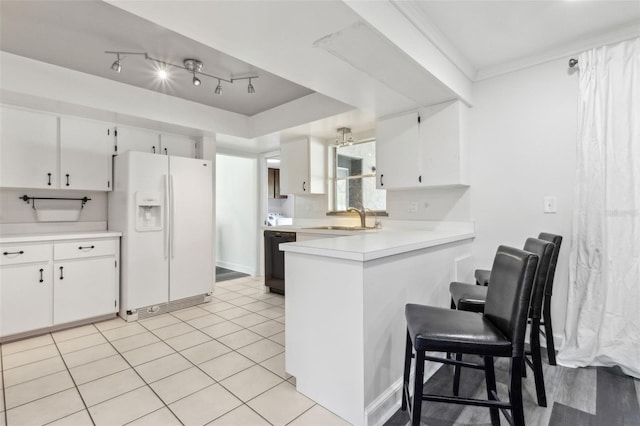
left=54, top=239, right=116, bottom=260
left=1, top=243, right=52, bottom=266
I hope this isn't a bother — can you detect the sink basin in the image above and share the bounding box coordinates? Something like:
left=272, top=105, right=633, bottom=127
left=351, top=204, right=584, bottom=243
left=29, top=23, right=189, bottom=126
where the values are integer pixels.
left=304, top=226, right=371, bottom=231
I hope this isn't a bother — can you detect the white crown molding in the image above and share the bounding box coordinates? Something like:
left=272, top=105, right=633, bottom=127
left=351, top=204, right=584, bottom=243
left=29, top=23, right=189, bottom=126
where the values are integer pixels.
left=473, top=22, right=640, bottom=81
left=390, top=1, right=477, bottom=81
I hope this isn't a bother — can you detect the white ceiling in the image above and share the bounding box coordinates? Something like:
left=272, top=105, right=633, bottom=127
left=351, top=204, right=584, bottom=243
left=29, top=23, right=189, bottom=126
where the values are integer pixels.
left=395, top=0, right=640, bottom=80
left=1, top=0, right=638, bottom=152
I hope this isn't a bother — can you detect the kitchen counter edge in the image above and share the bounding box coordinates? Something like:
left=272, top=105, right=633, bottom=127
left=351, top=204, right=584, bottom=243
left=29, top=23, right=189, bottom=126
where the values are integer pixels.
left=280, top=229, right=475, bottom=262
left=0, top=231, right=122, bottom=244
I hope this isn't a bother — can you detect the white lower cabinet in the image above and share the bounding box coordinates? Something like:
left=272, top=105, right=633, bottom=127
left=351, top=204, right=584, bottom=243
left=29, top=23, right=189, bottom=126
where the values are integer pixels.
left=0, top=234, right=120, bottom=340
left=0, top=262, right=53, bottom=336
left=53, top=257, right=116, bottom=325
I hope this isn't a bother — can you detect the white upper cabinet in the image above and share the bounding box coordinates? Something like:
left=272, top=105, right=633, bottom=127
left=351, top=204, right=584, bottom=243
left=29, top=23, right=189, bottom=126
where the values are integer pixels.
left=280, top=137, right=326, bottom=195
left=0, top=106, right=115, bottom=191
left=115, top=126, right=160, bottom=155
left=0, top=106, right=58, bottom=189
left=116, top=127, right=196, bottom=158
left=160, top=133, right=196, bottom=158
left=375, top=100, right=468, bottom=189
left=60, top=116, right=114, bottom=191
left=419, top=101, right=468, bottom=186
left=376, top=111, right=421, bottom=189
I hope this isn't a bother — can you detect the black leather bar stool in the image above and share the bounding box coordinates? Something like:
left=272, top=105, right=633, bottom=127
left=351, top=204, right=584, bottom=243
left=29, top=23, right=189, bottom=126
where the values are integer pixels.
left=471, top=233, right=563, bottom=364
left=537, top=233, right=562, bottom=365
left=402, top=246, right=538, bottom=426
left=450, top=238, right=555, bottom=407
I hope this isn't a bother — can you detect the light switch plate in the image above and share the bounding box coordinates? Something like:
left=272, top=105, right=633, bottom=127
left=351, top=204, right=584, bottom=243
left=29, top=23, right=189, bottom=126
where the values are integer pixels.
left=543, top=196, right=557, bottom=213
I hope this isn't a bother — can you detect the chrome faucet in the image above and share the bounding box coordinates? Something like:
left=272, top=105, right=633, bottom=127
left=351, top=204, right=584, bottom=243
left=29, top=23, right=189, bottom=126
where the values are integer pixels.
left=347, top=206, right=366, bottom=228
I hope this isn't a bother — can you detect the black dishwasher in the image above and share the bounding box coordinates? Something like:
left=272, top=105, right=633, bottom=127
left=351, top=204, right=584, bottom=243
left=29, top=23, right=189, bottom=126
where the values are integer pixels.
left=264, top=230, right=296, bottom=295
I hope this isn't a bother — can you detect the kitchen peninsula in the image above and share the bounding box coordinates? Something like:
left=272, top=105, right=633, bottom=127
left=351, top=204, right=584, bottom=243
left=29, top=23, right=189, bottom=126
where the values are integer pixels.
left=281, top=224, right=474, bottom=426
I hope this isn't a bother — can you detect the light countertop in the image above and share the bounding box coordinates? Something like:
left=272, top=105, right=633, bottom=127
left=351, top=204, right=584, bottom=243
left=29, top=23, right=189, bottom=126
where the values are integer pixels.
left=280, top=227, right=474, bottom=261
left=0, top=231, right=122, bottom=244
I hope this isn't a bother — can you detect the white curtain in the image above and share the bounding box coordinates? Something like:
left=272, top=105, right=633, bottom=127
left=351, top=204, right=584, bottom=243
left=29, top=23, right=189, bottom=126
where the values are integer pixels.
left=558, top=37, right=640, bottom=378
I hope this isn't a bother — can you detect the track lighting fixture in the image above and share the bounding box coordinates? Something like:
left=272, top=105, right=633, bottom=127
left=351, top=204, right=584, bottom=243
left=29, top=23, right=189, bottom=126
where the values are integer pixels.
left=105, top=51, right=259, bottom=97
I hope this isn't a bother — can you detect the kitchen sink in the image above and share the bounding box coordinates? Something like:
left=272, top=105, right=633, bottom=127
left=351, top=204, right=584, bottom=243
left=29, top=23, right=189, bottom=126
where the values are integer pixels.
left=304, top=226, right=371, bottom=231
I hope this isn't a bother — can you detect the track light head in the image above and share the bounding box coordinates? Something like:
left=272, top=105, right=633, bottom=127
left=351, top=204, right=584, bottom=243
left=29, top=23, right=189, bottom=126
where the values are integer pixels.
left=157, top=68, right=169, bottom=80
left=192, top=73, right=201, bottom=86
left=111, top=54, right=121, bottom=73
left=215, top=79, right=223, bottom=95
left=247, top=78, right=255, bottom=94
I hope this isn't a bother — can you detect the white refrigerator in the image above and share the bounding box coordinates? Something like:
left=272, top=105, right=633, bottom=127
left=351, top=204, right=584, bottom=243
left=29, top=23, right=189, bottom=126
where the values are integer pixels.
left=109, top=151, right=213, bottom=320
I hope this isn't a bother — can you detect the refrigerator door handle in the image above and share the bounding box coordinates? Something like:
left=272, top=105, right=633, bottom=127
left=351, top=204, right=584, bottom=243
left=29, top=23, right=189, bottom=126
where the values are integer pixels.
left=170, top=174, right=175, bottom=259
left=163, top=174, right=169, bottom=259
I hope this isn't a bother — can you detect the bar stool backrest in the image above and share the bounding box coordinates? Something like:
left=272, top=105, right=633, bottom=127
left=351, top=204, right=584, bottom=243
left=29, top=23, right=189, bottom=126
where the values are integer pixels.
left=522, top=238, right=555, bottom=319
left=538, top=233, right=563, bottom=297
left=484, top=245, right=539, bottom=357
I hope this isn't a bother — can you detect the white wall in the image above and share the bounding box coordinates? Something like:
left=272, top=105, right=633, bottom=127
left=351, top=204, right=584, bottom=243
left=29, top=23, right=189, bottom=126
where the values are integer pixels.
left=0, top=188, right=108, bottom=234
left=469, top=57, right=578, bottom=344
left=215, top=154, right=259, bottom=276
left=386, top=187, right=471, bottom=221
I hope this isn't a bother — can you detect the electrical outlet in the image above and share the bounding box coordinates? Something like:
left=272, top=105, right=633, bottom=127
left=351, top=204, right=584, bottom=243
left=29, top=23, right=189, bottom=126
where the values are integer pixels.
left=543, top=196, right=557, bottom=214
left=408, top=201, right=418, bottom=213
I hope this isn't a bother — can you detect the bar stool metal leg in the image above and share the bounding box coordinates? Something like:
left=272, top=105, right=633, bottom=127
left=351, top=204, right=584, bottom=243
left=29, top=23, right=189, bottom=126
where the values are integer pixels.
left=530, top=318, right=547, bottom=406
left=484, top=356, right=500, bottom=426
left=543, top=296, right=557, bottom=365
left=509, top=357, right=526, bottom=426
left=411, top=349, right=425, bottom=425
left=453, top=353, right=463, bottom=396
left=402, top=330, right=412, bottom=411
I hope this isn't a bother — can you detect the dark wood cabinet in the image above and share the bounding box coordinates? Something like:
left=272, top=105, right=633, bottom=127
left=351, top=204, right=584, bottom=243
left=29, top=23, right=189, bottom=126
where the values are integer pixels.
left=268, top=168, right=287, bottom=199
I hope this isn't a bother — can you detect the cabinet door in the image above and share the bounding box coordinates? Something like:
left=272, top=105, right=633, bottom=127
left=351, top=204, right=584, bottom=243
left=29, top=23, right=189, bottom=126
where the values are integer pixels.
left=0, top=263, right=53, bottom=336
left=53, top=257, right=116, bottom=324
left=419, top=101, right=467, bottom=186
left=116, top=126, right=160, bottom=155
left=0, top=106, right=58, bottom=189
left=375, top=112, right=421, bottom=189
left=160, top=134, right=196, bottom=158
left=280, top=138, right=309, bottom=195
left=60, top=117, right=114, bottom=191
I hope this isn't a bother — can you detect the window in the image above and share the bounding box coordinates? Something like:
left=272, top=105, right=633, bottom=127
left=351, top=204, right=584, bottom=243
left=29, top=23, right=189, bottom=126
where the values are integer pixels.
left=333, top=140, right=386, bottom=211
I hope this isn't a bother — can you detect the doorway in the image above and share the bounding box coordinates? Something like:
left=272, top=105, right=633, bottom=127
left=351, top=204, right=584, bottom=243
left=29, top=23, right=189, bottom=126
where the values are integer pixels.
left=215, top=153, right=259, bottom=277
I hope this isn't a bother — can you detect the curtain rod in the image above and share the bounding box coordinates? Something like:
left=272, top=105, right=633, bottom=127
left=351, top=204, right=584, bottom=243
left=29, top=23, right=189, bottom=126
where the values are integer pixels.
left=569, top=58, right=578, bottom=68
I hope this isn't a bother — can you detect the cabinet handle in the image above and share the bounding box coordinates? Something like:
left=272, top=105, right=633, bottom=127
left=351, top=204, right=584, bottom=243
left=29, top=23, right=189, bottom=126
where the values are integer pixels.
left=152, top=146, right=156, bottom=154
left=59, top=266, right=64, bottom=280
left=418, top=175, right=422, bottom=183
left=380, top=174, right=384, bottom=187
left=78, top=245, right=95, bottom=251
left=65, top=174, right=70, bottom=186
left=39, top=268, right=44, bottom=283
left=302, top=181, right=306, bottom=192
left=47, top=173, right=52, bottom=186
left=3, top=250, right=24, bottom=256
left=164, top=147, right=168, bottom=155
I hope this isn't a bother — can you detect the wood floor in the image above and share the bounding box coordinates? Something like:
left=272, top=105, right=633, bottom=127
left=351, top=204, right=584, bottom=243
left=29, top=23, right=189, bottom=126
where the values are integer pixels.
left=384, top=351, right=640, bottom=426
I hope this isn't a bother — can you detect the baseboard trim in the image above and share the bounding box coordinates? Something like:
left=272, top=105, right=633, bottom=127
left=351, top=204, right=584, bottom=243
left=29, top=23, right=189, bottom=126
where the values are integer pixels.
left=216, top=260, right=256, bottom=277
left=364, top=354, right=440, bottom=426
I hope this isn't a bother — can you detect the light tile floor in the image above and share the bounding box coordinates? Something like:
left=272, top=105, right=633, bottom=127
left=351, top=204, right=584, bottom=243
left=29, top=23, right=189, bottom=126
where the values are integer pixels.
left=0, top=276, right=350, bottom=426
